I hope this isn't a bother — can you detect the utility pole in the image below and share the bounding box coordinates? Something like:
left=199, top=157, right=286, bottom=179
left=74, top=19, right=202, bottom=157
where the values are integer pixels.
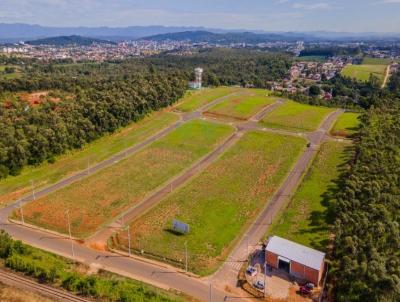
left=65, top=210, right=75, bottom=258
left=30, top=180, right=35, bottom=200
left=264, top=262, right=267, bottom=297
left=185, top=241, right=188, bottom=272
left=209, top=282, right=212, bottom=302
left=19, top=198, right=24, bottom=225
left=87, top=158, right=90, bottom=175
left=127, top=225, right=131, bottom=256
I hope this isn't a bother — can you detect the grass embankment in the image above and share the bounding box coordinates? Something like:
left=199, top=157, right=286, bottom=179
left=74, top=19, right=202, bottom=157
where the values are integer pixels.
left=17, top=120, right=234, bottom=238
left=205, top=90, right=277, bottom=120
left=341, top=64, right=387, bottom=83
left=0, top=111, right=178, bottom=206
left=0, top=231, right=186, bottom=302
left=174, top=87, right=238, bottom=112
left=330, top=112, right=360, bottom=137
left=260, top=100, right=334, bottom=132
left=114, top=131, right=305, bottom=276
left=266, top=142, right=351, bottom=251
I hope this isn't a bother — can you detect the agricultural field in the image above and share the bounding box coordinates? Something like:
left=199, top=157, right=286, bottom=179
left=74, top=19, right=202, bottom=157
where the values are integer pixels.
left=174, top=86, right=239, bottom=112
left=341, top=64, right=387, bottom=83
left=15, top=120, right=234, bottom=238
left=0, top=111, right=178, bottom=206
left=113, top=131, right=305, bottom=276
left=330, top=112, right=361, bottom=137
left=205, top=90, right=277, bottom=120
left=266, top=142, right=350, bottom=251
left=260, top=100, right=334, bottom=132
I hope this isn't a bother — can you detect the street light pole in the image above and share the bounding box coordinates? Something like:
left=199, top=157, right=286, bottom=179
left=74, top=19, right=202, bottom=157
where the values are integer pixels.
left=19, top=198, right=24, bottom=225
left=209, top=282, right=212, bottom=302
left=65, top=210, right=75, bottom=258
left=184, top=241, right=188, bottom=272
left=264, top=262, right=267, bottom=297
left=127, top=225, right=131, bottom=257
left=30, top=180, right=35, bottom=200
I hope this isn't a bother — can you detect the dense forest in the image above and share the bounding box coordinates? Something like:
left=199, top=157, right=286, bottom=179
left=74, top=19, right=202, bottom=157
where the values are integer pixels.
left=330, top=75, right=400, bottom=301
left=0, top=49, right=291, bottom=178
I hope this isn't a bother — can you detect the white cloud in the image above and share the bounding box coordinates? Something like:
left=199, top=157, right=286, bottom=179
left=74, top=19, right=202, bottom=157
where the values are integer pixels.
left=292, top=2, right=331, bottom=10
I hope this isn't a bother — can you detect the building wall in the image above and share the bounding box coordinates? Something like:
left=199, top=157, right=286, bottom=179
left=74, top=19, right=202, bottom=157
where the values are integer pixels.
left=265, top=251, right=278, bottom=268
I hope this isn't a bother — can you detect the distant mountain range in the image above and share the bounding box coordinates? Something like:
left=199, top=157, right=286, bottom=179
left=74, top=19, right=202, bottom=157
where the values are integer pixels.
left=26, top=35, right=115, bottom=46
left=0, top=23, right=399, bottom=43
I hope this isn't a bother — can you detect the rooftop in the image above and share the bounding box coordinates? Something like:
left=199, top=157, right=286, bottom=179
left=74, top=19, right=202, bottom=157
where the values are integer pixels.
left=266, top=236, right=325, bottom=271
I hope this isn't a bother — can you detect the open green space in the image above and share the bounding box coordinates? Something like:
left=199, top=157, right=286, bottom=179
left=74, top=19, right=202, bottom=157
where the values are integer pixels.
left=205, top=91, right=276, bottom=120
left=260, top=100, right=334, bottom=132
left=0, top=231, right=185, bottom=302
left=341, top=64, right=387, bottom=83
left=330, top=112, right=361, bottom=137
left=16, top=120, right=234, bottom=238
left=174, top=86, right=239, bottom=112
left=266, top=142, right=351, bottom=251
left=0, top=65, right=21, bottom=79
left=0, top=111, right=179, bottom=206
left=113, top=131, right=305, bottom=276
left=362, top=57, right=392, bottom=65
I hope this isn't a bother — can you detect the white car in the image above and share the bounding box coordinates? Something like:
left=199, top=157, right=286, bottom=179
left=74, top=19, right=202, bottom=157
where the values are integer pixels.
left=254, top=280, right=265, bottom=290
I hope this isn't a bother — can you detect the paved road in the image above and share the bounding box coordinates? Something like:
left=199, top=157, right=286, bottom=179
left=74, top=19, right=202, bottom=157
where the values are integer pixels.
left=210, top=109, right=343, bottom=287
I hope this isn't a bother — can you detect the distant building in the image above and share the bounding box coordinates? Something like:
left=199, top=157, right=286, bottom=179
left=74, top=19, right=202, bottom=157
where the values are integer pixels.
left=265, top=236, right=325, bottom=286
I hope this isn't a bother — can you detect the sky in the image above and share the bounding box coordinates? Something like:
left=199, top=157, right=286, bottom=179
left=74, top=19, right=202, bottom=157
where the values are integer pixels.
left=0, top=0, right=399, bottom=32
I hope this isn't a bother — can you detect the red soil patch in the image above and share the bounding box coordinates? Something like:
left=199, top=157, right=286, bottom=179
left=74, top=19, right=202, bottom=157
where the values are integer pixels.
left=18, top=91, right=61, bottom=106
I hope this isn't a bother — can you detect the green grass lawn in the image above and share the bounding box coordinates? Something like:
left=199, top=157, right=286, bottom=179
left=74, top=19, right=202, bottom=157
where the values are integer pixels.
left=330, top=112, right=361, bottom=137
left=260, top=100, right=334, bottom=132
left=266, top=142, right=351, bottom=252
left=362, top=57, right=392, bottom=65
left=17, top=120, right=234, bottom=238
left=174, top=87, right=239, bottom=112
left=341, top=64, right=387, bottom=83
left=0, top=111, right=179, bottom=206
left=113, top=131, right=305, bottom=276
left=0, top=65, right=21, bottom=79
left=205, top=91, right=276, bottom=120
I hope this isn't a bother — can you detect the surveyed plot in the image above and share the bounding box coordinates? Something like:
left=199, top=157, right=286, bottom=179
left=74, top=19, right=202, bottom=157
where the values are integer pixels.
left=205, top=90, right=277, bottom=120
left=113, top=131, right=305, bottom=276
left=15, top=120, right=234, bottom=238
left=341, top=64, right=387, bottom=83
left=260, top=100, right=334, bottom=132
left=330, top=112, right=360, bottom=137
left=0, top=111, right=179, bottom=206
left=174, top=86, right=239, bottom=112
left=267, top=141, right=350, bottom=251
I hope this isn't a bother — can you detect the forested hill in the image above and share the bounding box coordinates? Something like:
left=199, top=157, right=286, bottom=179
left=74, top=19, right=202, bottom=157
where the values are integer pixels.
left=140, top=30, right=309, bottom=43
left=26, top=35, right=116, bottom=46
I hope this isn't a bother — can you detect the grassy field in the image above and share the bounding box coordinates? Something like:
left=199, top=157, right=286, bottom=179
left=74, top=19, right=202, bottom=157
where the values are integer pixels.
left=174, top=87, right=238, bottom=112
left=362, top=57, right=392, bottom=65
left=266, top=142, right=350, bottom=251
left=260, top=100, right=334, bottom=132
left=330, top=112, right=361, bottom=137
left=16, top=120, right=234, bottom=238
left=205, top=90, right=277, bottom=120
left=0, top=111, right=179, bottom=206
left=0, top=65, right=21, bottom=80
left=341, top=64, right=387, bottom=83
left=113, top=131, right=305, bottom=276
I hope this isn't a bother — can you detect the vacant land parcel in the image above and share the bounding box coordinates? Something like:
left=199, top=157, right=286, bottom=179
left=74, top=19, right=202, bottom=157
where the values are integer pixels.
left=205, top=92, right=277, bottom=120
left=174, top=87, right=238, bottom=112
left=341, top=64, right=387, bottom=83
left=330, top=112, right=360, bottom=137
left=267, top=142, right=350, bottom=251
left=17, top=120, right=234, bottom=238
left=260, top=100, right=333, bottom=132
left=114, top=131, right=305, bottom=275
left=0, top=111, right=178, bottom=206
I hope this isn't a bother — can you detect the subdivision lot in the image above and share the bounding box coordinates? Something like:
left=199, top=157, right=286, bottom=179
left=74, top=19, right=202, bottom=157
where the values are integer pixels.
left=174, top=86, right=238, bottom=112
left=330, top=112, right=360, bottom=137
left=341, top=64, right=387, bottom=83
left=15, top=120, right=234, bottom=238
left=113, top=131, right=305, bottom=276
left=205, top=91, right=277, bottom=120
left=266, top=141, right=350, bottom=251
left=260, top=100, right=334, bottom=132
left=0, top=111, right=178, bottom=206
